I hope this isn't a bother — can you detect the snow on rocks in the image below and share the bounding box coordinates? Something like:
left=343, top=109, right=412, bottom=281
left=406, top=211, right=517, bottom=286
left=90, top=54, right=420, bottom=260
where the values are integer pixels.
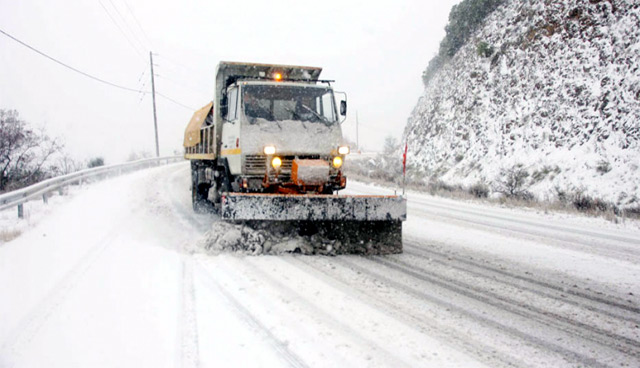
left=405, top=0, right=640, bottom=208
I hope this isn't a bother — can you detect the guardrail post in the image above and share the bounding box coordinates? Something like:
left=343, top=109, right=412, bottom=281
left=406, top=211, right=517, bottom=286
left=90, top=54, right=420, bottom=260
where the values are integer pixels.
left=43, top=193, right=48, bottom=204
left=18, top=204, right=24, bottom=219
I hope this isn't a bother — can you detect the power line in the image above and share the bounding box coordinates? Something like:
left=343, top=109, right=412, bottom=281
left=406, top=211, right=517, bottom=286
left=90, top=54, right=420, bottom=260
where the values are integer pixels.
left=0, top=28, right=194, bottom=111
left=157, top=92, right=196, bottom=110
left=106, top=0, right=148, bottom=52
left=98, top=0, right=145, bottom=60
left=0, top=28, right=143, bottom=93
left=122, top=0, right=153, bottom=47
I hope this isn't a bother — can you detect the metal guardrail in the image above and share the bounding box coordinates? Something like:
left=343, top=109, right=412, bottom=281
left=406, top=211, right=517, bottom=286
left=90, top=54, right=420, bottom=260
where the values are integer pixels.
left=0, top=156, right=184, bottom=217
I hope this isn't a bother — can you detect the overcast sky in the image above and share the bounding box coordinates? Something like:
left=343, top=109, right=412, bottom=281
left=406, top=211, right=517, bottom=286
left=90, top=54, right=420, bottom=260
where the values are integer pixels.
left=0, top=0, right=460, bottom=162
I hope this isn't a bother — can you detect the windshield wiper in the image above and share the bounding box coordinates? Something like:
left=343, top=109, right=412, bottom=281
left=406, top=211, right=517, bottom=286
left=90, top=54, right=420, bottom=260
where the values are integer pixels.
left=283, top=106, right=308, bottom=129
left=300, top=104, right=331, bottom=126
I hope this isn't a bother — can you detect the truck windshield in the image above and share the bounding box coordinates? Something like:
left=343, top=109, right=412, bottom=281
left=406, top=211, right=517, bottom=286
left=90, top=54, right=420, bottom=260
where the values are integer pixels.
left=243, top=85, right=337, bottom=125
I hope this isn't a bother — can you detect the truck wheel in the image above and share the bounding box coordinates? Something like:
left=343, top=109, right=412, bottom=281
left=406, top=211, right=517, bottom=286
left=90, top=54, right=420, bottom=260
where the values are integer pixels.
left=209, top=179, right=221, bottom=214
left=191, top=166, right=210, bottom=213
left=192, top=184, right=210, bottom=213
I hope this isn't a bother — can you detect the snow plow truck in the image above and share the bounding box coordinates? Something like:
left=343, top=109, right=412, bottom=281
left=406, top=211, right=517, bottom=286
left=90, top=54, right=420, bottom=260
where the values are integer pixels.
left=183, top=62, right=406, bottom=254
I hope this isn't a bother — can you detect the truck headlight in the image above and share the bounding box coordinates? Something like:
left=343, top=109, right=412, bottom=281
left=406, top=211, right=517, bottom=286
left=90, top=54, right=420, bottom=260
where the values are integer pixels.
left=271, top=157, right=282, bottom=169
left=264, top=145, right=276, bottom=155
left=338, top=146, right=350, bottom=155
left=332, top=156, right=343, bottom=168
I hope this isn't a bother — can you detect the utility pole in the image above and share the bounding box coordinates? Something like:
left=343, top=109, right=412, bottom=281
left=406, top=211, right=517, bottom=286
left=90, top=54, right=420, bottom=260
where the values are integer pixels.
left=356, top=111, right=359, bottom=152
left=149, top=51, right=159, bottom=157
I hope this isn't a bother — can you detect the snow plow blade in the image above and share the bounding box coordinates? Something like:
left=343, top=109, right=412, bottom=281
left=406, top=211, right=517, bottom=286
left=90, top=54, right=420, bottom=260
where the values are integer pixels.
left=220, top=193, right=407, bottom=255
left=221, top=193, right=406, bottom=221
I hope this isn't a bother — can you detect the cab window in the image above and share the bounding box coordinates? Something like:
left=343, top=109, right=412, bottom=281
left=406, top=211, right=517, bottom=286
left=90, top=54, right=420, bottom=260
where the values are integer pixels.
left=227, top=87, right=238, bottom=120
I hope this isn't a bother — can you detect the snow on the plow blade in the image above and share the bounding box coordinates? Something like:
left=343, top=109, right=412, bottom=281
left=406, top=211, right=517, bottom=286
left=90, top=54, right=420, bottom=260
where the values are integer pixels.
left=202, top=194, right=407, bottom=255
left=220, top=193, right=406, bottom=221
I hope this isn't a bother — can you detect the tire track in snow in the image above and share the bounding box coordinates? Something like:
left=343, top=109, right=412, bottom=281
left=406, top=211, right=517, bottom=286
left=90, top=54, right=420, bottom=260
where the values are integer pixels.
left=162, top=164, right=307, bottom=367
left=404, top=240, right=640, bottom=322
left=177, top=257, right=200, bottom=368
left=232, top=256, right=419, bottom=368
left=194, top=262, right=309, bottom=368
left=334, top=256, right=625, bottom=368
left=156, top=164, right=206, bottom=368
left=285, top=256, right=520, bottom=368
left=368, top=255, right=640, bottom=359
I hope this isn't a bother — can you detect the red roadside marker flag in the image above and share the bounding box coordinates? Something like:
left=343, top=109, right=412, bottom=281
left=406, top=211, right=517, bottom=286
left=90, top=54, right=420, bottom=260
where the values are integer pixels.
left=402, top=142, right=408, bottom=175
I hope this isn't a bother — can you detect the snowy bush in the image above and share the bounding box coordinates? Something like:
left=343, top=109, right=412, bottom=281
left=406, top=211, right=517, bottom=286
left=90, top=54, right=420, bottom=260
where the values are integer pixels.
left=493, top=165, right=533, bottom=200
left=0, top=109, right=63, bottom=192
left=469, top=182, right=490, bottom=198
left=87, top=157, right=105, bottom=168
left=570, top=190, right=611, bottom=213
left=596, top=160, right=611, bottom=175
left=476, top=41, right=495, bottom=57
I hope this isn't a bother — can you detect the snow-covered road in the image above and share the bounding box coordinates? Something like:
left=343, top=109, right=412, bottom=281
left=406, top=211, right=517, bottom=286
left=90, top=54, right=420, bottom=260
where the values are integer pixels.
left=1, top=163, right=639, bottom=367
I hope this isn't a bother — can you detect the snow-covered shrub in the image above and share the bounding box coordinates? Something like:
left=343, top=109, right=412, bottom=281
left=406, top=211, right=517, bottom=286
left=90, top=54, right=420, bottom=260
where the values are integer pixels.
left=469, top=182, right=490, bottom=198
left=493, top=164, right=533, bottom=200
left=428, top=179, right=462, bottom=195
left=570, top=190, right=611, bottom=213
left=87, top=157, right=105, bottom=168
left=476, top=41, right=494, bottom=57
left=596, top=160, right=611, bottom=175
left=0, top=109, right=63, bottom=192
left=625, top=205, right=640, bottom=219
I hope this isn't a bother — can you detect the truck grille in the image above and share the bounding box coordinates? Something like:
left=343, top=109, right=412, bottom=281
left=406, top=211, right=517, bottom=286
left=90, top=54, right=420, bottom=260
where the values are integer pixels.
left=244, top=155, right=323, bottom=176
left=244, top=155, right=266, bottom=174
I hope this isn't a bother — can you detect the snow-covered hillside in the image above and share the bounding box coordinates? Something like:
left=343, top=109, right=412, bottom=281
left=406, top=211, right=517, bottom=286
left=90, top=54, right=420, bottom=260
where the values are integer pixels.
left=404, top=0, right=640, bottom=207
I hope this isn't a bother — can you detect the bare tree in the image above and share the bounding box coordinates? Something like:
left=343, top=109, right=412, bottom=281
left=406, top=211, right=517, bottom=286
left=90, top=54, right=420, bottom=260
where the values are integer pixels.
left=0, top=109, right=63, bottom=192
left=52, top=153, right=82, bottom=176
left=383, top=135, right=399, bottom=155
left=493, top=164, right=533, bottom=200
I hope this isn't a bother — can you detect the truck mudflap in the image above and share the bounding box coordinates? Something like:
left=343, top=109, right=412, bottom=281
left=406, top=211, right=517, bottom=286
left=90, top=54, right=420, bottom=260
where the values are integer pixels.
left=220, top=193, right=407, bottom=255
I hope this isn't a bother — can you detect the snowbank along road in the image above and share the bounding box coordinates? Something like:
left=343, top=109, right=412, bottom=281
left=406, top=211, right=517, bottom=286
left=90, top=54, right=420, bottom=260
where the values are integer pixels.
left=1, top=162, right=639, bottom=367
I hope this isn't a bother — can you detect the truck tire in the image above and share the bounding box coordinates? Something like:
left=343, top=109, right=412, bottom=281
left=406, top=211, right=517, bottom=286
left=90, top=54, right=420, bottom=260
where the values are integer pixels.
left=191, top=164, right=210, bottom=213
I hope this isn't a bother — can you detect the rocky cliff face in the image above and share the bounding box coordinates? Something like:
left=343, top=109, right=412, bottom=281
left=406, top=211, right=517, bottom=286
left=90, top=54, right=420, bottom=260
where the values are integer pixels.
left=404, top=0, right=639, bottom=207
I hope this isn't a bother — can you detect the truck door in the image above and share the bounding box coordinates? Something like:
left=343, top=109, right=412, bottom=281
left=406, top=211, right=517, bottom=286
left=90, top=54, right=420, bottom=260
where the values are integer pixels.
left=221, top=86, right=242, bottom=174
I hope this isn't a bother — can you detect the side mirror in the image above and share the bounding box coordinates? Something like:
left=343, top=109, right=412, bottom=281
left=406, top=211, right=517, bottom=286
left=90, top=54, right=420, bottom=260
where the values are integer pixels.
left=220, top=95, right=228, bottom=118
left=334, top=91, right=347, bottom=123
